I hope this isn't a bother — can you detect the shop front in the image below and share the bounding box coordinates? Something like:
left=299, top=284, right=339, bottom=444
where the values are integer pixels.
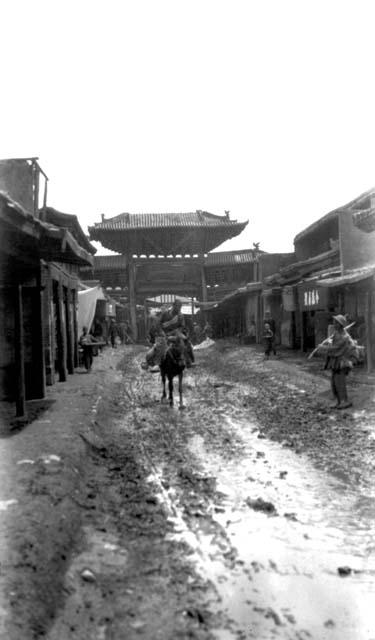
left=262, top=287, right=282, bottom=345
left=280, top=286, right=298, bottom=348
left=298, top=282, right=333, bottom=352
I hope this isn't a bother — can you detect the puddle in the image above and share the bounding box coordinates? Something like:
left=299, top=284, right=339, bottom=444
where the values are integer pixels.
left=131, top=355, right=375, bottom=638
left=148, top=413, right=375, bottom=639
left=186, top=417, right=375, bottom=639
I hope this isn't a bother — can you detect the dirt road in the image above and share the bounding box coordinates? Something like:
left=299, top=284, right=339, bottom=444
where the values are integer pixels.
left=1, top=342, right=375, bottom=639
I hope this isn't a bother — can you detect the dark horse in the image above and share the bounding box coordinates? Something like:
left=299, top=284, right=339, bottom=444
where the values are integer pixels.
left=160, top=333, right=194, bottom=409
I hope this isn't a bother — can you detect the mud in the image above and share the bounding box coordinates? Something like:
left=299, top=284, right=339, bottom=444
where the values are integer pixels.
left=1, top=342, right=375, bottom=639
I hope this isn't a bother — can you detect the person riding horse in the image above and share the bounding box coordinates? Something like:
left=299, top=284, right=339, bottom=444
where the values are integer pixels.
left=142, top=299, right=187, bottom=371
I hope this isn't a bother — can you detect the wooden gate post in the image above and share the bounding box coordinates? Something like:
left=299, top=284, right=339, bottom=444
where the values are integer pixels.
left=200, top=257, right=207, bottom=321
left=127, top=254, right=138, bottom=342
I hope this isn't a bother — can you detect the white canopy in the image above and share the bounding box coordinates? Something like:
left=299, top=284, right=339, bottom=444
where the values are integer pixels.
left=77, top=285, right=106, bottom=336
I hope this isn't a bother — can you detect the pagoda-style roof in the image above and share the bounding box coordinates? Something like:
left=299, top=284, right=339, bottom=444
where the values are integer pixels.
left=89, top=210, right=248, bottom=255
left=81, top=248, right=259, bottom=273
left=87, top=254, right=128, bottom=270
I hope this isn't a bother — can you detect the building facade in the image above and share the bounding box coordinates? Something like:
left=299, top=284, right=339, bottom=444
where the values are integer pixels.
left=0, top=160, right=94, bottom=417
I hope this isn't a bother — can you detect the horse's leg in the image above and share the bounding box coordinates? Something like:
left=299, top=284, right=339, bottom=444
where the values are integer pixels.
left=178, top=372, right=185, bottom=410
left=168, top=375, right=174, bottom=406
left=161, top=371, right=167, bottom=402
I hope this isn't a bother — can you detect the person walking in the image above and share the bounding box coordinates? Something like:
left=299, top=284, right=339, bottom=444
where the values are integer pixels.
left=203, top=321, right=213, bottom=340
left=79, top=326, right=94, bottom=372
left=263, top=323, right=274, bottom=359
left=108, top=319, right=118, bottom=348
left=318, top=314, right=358, bottom=409
left=264, top=312, right=277, bottom=355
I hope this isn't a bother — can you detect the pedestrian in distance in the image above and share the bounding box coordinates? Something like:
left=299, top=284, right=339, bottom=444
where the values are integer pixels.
left=264, top=311, right=277, bottom=355
left=79, top=326, right=95, bottom=372
left=108, top=319, right=118, bottom=348
left=263, top=323, right=274, bottom=359
left=203, top=321, right=213, bottom=340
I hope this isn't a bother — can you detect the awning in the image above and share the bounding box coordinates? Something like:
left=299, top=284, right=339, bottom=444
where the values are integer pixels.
left=262, top=287, right=282, bottom=297
left=317, top=264, right=375, bottom=287
left=209, top=281, right=263, bottom=307
left=77, top=286, right=106, bottom=335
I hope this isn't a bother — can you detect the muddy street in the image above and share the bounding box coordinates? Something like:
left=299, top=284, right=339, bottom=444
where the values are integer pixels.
left=2, top=342, right=375, bottom=640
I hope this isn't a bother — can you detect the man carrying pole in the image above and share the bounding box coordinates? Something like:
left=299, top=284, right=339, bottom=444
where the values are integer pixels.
left=312, top=315, right=360, bottom=409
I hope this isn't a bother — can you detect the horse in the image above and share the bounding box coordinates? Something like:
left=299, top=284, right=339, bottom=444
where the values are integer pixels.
left=159, top=332, right=194, bottom=409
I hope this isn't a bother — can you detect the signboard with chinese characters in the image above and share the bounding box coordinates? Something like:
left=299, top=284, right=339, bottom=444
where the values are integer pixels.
left=282, top=286, right=297, bottom=311
left=298, top=284, right=328, bottom=310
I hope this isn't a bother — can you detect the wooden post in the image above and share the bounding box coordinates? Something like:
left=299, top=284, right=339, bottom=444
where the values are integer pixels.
left=33, top=161, right=40, bottom=218
left=72, top=289, right=79, bottom=367
left=14, top=285, right=26, bottom=418
left=200, top=258, right=207, bottom=322
left=365, top=289, right=373, bottom=373
left=66, top=288, right=74, bottom=374
left=44, top=275, right=55, bottom=386
left=257, top=293, right=263, bottom=344
left=127, top=255, right=138, bottom=342
left=56, top=280, right=67, bottom=382
left=300, top=311, right=305, bottom=353
left=200, top=265, right=208, bottom=303
left=143, top=299, right=149, bottom=340
left=32, top=271, right=46, bottom=398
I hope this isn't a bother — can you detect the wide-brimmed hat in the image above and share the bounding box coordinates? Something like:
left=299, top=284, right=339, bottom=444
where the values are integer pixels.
left=333, top=314, right=347, bottom=327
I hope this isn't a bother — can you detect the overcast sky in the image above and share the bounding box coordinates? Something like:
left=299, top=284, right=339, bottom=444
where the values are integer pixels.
left=1, top=0, right=374, bottom=255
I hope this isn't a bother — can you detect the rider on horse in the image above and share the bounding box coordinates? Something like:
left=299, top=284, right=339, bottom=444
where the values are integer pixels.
left=142, top=299, right=187, bottom=371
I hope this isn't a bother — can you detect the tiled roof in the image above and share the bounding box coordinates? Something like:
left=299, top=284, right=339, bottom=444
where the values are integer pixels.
left=264, top=248, right=340, bottom=286
left=43, top=207, right=96, bottom=254
left=280, top=248, right=339, bottom=276
left=91, top=254, right=127, bottom=270
left=213, top=281, right=263, bottom=306
left=204, top=249, right=259, bottom=266
left=0, top=192, right=93, bottom=266
left=90, top=211, right=246, bottom=231
left=318, top=264, right=375, bottom=287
